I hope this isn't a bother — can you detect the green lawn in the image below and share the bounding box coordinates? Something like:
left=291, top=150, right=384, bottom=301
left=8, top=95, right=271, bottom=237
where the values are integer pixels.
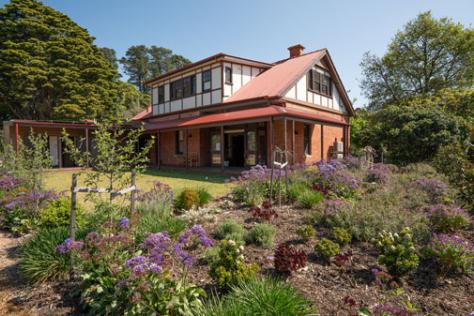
left=44, top=168, right=232, bottom=201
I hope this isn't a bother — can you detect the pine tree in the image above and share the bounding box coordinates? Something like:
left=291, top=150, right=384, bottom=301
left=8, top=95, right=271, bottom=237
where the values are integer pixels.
left=0, top=0, right=126, bottom=120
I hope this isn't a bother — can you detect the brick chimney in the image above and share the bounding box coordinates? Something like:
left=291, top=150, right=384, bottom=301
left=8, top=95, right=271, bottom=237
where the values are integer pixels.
left=288, top=44, right=305, bottom=58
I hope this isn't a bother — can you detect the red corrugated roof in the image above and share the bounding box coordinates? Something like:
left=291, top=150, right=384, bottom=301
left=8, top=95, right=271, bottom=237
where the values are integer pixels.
left=11, top=120, right=96, bottom=128
left=225, top=49, right=325, bottom=103
left=144, top=105, right=347, bottom=131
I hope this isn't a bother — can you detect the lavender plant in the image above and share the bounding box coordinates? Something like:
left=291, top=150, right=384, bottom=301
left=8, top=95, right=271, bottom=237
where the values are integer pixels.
left=427, top=204, right=471, bottom=233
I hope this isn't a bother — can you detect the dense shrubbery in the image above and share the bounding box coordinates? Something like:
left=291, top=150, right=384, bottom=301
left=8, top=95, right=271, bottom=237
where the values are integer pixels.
left=38, top=196, right=86, bottom=229
left=245, top=223, right=276, bottom=248
left=422, top=234, right=473, bottom=274
left=332, top=227, right=352, bottom=245
left=209, top=240, right=258, bottom=290
left=427, top=204, right=471, bottom=233
left=214, top=219, right=246, bottom=244
left=296, top=224, right=316, bottom=240
left=314, top=238, right=340, bottom=260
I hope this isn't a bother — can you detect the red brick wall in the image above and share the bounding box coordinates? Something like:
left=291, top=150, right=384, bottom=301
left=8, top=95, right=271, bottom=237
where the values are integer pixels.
left=158, top=128, right=202, bottom=167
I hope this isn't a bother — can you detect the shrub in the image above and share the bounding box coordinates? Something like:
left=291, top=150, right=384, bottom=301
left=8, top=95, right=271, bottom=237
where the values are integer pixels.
left=296, top=225, right=316, bottom=240
left=203, top=246, right=220, bottom=265
left=20, top=227, right=84, bottom=283
left=249, top=201, right=278, bottom=222
left=365, top=164, right=391, bottom=184
left=297, top=190, right=323, bottom=209
left=314, top=238, right=340, bottom=260
left=374, top=228, right=419, bottom=276
left=175, top=188, right=200, bottom=210
left=274, top=243, right=306, bottom=274
left=332, top=227, right=352, bottom=245
left=209, top=240, right=258, bottom=290
left=197, top=187, right=212, bottom=206
left=181, top=206, right=220, bottom=225
left=427, top=204, right=470, bottom=233
left=422, top=234, right=473, bottom=274
left=200, top=277, right=315, bottom=316
left=315, top=160, right=359, bottom=198
left=214, top=219, right=246, bottom=244
left=411, top=178, right=448, bottom=203
left=137, top=181, right=173, bottom=216
left=245, top=223, right=276, bottom=248
left=38, top=196, right=85, bottom=229
left=232, top=181, right=267, bottom=206
left=134, top=212, right=187, bottom=243
left=287, top=182, right=310, bottom=203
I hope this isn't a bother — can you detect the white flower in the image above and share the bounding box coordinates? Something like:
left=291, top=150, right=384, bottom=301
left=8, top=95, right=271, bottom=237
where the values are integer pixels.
left=228, top=240, right=236, bottom=246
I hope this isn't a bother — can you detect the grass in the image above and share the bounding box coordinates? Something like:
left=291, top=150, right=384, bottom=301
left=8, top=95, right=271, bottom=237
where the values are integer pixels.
left=44, top=168, right=231, bottom=203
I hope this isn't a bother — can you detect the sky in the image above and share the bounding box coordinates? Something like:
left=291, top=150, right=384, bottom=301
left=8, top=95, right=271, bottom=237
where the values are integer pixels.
left=1, top=0, right=473, bottom=107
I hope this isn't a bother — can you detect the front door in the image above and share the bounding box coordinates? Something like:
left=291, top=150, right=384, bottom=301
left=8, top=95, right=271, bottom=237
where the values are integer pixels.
left=230, top=134, right=245, bottom=167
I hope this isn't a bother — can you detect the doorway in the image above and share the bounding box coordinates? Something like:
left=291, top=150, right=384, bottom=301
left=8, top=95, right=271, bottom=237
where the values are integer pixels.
left=225, top=133, right=245, bottom=167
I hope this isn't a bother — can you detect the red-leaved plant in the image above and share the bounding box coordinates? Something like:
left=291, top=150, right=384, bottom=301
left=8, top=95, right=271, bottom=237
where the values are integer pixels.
left=274, top=243, right=306, bottom=274
left=334, top=250, right=353, bottom=267
left=249, top=200, right=278, bottom=222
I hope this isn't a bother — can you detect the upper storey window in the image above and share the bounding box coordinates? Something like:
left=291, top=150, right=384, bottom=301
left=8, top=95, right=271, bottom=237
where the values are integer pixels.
left=225, top=66, right=232, bottom=84
left=170, top=74, right=196, bottom=100
left=308, top=69, right=332, bottom=97
left=158, top=86, right=165, bottom=104
left=202, top=70, right=211, bottom=92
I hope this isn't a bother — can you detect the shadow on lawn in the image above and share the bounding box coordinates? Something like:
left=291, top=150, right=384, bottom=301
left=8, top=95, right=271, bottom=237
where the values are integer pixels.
left=143, top=168, right=230, bottom=184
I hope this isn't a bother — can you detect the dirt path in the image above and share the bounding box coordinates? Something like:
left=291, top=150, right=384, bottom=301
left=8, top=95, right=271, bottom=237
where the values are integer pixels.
left=0, top=231, right=29, bottom=316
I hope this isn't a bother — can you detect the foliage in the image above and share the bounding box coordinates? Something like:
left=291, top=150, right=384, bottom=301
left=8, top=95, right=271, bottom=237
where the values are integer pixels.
left=231, top=165, right=269, bottom=206
left=120, top=45, right=190, bottom=92
left=175, top=188, right=200, bottom=211
left=314, top=238, right=340, bottom=260
left=332, top=227, right=352, bottom=245
left=19, top=227, right=87, bottom=283
left=360, top=11, right=474, bottom=110
left=180, top=206, right=221, bottom=225
left=209, top=240, right=258, bottom=290
left=245, top=223, right=276, bottom=248
left=287, top=181, right=310, bottom=203
left=200, top=277, right=315, bottom=316
left=38, top=196, right=85, bottom=229
left=374, top=228, right=419, bottom=276
left=411, top=178, right=449, bottom=204
left=248, top=201, right=278, bottom=222
left=196, top=187, right=212, bottom=207
left=297, top=189, right=324, bottom=209
left=0, top=0, right=130, bottom=120
left=62, top=122, right=153, bottom=204
left=366, top=164, right=391, bottom=184
left=202, top=246, right=220, bottom=265
left=296, top=224, right=316, bottom=240
left=422, top=234, right=473, bottom=274
left=427, top=204, right=471, bottom=233
left=58, top=220, right=211, bottom=315
left=274, top=243, right=306, bottom=274
left=137, top=180, right=174, bottom=217
left=315, top=160, right=359, bottom=198
left=214, top=219, right=246, bottom=244
left=360, top=105, right=470, bottom=165
left=134, top=212, right=187, bottom=243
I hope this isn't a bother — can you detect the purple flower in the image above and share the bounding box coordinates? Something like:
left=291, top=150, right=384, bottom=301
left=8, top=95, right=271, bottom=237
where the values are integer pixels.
left=432, top=233, right=474, bottom=253
left=118, top=217, right=130, bottom=229
left=373, top=302, right=416, bottom=316
left=0, top=176, right=22, bottom=191
left=56, top=237, right=84, bottom=254
left=412, top=178, right=447, bottom=200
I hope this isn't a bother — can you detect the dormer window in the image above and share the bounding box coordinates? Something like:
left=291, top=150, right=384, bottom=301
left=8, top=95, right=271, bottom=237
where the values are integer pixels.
left=308, top=69, right=332, bottom=97
left=225, top=66, right=232, bottom=84
left=202, top=69, right=211, bottom=92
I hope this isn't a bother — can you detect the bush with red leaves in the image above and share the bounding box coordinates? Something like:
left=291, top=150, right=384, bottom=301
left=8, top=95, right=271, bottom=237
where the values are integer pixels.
left=274, top=243, right=306, bottom=274
left=249, top=201, right=278, bottom=222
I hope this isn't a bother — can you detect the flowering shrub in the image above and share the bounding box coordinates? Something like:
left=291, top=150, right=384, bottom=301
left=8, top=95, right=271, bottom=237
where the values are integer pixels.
left=314, top=238, right=340, bottom=260
left=180, top=206, right=221, bottom=225
left=57, top=219, right=212, bottom=315
left=422, top=234, right=473, bottom=274
left=366, top=164, right=391, bottom=184
left=296, top=224, right=316, bottom=240
left=427, top=204, right=471, bottom=233
left=314, top=160, right=359, bottom=198
left=209, top=240, right=258, bottom=290
left=412, top=178, right=448, bottom=203
left=245, top=223, right=276, bottom=248
left=249, top=201, right=278, bottom=222
left=0, top=175, right=23, bottom=191
left=231, top=165, right=270, bottom=206
left=332, top=227, right=352, bottom=245
left=374, top=228, right=419, bottom=276
left=274, top=243, right=306, bottom=274
left=137, top=180, right=173, bottom=216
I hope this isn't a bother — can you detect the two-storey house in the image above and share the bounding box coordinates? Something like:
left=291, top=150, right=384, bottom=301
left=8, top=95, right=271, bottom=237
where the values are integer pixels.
left=134, top=44, right=354, bottom=169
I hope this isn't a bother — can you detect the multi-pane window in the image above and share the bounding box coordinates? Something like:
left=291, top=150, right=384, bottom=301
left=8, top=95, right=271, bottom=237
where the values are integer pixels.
left=202, top=69, right=211, bottom=92
left=225, top=66, right=232, bottom=84
left=170, top=79, right=183, bottom=100
left=158, top=86, right=165, bottom=104
left=304, top=124, right=311, bottom=155
left=308, top=69, right=332, bottom=97
left=183, top=75, right=196, bottom=98
left=175, top=130, right=184, bottom=155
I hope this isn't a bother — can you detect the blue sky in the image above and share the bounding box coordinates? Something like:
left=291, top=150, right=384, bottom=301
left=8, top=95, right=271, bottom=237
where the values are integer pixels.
left=1, top=0, right=473, bottom=107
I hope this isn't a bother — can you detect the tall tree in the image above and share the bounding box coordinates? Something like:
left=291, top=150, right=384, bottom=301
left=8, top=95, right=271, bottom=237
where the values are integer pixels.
left=0, top=0, right=126, bottom=121
left=360, top=12, right=474, bottom=110
left=121, top=45, right=190, bottom=92
left=120, top=45, right=150, bottom=93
